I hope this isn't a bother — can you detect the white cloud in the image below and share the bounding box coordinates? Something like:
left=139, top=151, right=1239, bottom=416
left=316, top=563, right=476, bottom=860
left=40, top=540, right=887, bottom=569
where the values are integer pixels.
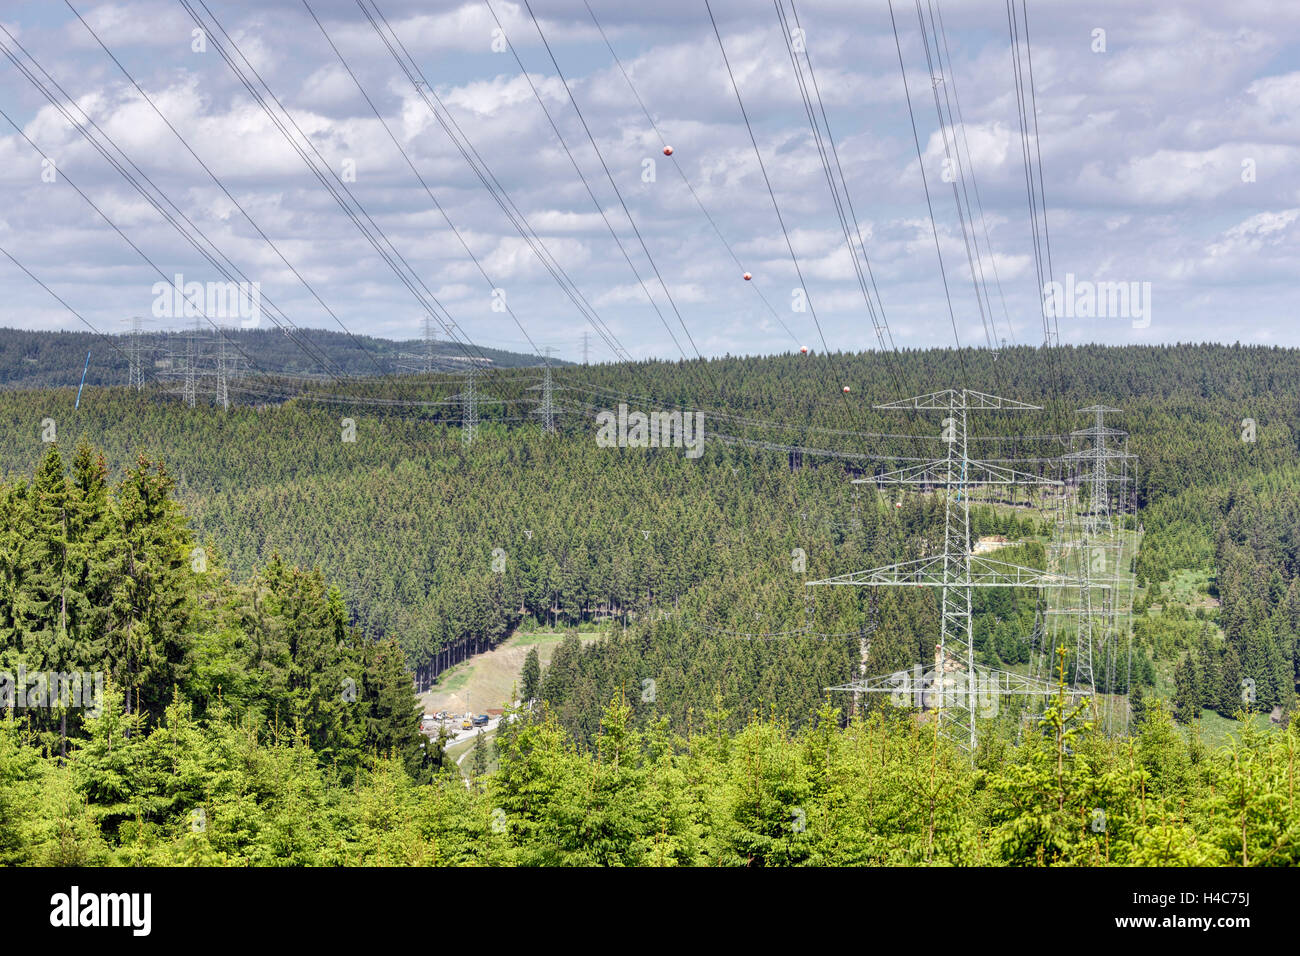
left=0, top=0, right=1295, bottom=356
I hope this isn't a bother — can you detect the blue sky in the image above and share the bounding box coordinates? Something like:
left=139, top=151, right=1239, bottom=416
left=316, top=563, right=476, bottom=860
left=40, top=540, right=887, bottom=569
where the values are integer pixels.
left=2, top=0, right=1299, bottom=363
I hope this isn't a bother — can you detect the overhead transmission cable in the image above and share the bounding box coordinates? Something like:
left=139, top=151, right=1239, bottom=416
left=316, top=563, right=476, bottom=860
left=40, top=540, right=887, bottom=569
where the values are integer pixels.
left=517, top=0, right=712, bottom=369
left=704, top=0, right=851, bottom=416
left=581, top=0, right=802, bottom=350
left=480, top=0, right=689, bottom=362
left=0, top=104, right=285, bottom=389
left=1006, top=0, right=1065, bottom=440
left=302, top=0, right=546, bottom=367
left=178, top=0, right=513, bottom=398
left=774, top=0, right=919, bottom=434
left=931, top=0, right=1017, bottom=347
left=911, top=0, right=996, bottom=355
left=362, top=0, right=632, bottom=365
left=16, top=11, right=347, bottom=382
left=887, top=0, right=968, bottom=385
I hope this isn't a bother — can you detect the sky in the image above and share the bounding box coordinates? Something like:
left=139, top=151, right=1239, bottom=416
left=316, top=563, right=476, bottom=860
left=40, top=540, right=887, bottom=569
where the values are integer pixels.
left=1, top=0, right=1298, bottom=364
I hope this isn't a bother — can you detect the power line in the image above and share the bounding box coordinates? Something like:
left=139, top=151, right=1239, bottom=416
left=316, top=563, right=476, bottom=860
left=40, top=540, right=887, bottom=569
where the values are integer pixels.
left=0, top=102, right=284, bottom=390
left=773, top=0, right=918, bottom=422
left=1006, top=0, right=1067, bottom=445
left=582, top=0, right=803, bottom=350
left=481, top=0, right=689, bottom=361
left=911, top=0, right=995, bottom=354
left=777, top=1, right=890, bottom=353
left=57, top=2, right=359, bottom=383
left=187, top=0, right=498, bottom=386
left=0, top=44, right=315, bottom=387
left=519, top=0, right=712, bottom=366
left=177, top=0, right=509, bottom=394
left=365, top=0, right=632, bottom=365
left=886, top=0, right=968, bottom=384
left=930, top=0, right=1017, bottom=347
left=303, top=0, right=548, bottom=369
left=705, top=0, right=843, bottom=395
left=1022, top=2, right=1057, bottom=306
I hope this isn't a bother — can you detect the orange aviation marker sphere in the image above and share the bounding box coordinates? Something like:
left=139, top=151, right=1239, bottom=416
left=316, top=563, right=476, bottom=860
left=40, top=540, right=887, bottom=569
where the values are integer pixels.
left=663, top=145, right=674, bottom=156
left=743, top=272, right=752, bottom=281
left=800, top=345, right=809, bottom=354
left=842, top=385, right=851, bottom=393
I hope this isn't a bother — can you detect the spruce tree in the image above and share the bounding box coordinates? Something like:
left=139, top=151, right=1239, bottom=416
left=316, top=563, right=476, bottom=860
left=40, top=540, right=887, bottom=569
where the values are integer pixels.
left=471, top=729, right=488, bottom=780
left=1129, top=683, right=1146, bottom=728
left=1173, top=657, right=1199, bottom=724
left=521, top=645, right=541, bottom=704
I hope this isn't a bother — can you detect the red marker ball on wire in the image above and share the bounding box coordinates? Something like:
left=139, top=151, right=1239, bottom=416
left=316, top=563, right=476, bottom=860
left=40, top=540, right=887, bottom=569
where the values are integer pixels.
left=662, top=145, right=673, bottom=156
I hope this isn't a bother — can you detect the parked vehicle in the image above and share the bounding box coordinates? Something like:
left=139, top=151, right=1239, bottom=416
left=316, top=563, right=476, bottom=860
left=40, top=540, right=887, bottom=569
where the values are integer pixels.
left=461, top=716, right=472, bottom=730
left=472, top=714, right=489, bottom=727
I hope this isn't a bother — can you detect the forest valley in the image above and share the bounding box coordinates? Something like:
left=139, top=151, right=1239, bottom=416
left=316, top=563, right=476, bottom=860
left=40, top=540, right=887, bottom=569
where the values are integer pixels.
left=0, top=343, right=1297, bottom=865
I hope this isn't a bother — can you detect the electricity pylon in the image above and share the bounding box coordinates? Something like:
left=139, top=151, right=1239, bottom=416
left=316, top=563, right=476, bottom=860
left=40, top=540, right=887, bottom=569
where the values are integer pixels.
left=182, top=316, right=199, bottom=408
left=528, top=347, right=559, bottom=433
left=457, top=366, right=479, bottom=448
left=124, top=316, right=146, bottom=391
left=810, top=389, right=1098, bottom=753
left=214, top=326, right=230, bottom=411
left=398, top=316, right=442, bottom=373
left=1071, top=405, right=1125, bottom=533
left=1054, top=406, right=1136, bottom=700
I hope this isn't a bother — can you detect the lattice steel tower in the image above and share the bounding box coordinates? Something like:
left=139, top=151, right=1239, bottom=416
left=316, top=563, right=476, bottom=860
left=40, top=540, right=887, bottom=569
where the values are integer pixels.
left=125, top=316, right=145, bottom=391
left=182, top=316, right=200, bottom=408
left=215, top=328, right=230, bottom=412
left=811, top=389, right=1097, bottom=753
left=398, top=317, right=442, bottom=374
left=1071, top=405, right=1125, bottom=534
left=529, top=347, right=558, bottom=433
left=458, top=366, right=479, bottom=448
left=1056, top=406, right=1135, bottom=692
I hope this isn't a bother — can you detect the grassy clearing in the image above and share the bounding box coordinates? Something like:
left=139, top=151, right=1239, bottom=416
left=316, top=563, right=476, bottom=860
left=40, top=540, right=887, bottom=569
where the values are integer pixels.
left=445, top=727, right=499, bottom=773
left=1165, top=569, right=1218, bottom=607
left=419, top=627, right=608, bottom=715
left=1184, top=708, right=1276, bottom=750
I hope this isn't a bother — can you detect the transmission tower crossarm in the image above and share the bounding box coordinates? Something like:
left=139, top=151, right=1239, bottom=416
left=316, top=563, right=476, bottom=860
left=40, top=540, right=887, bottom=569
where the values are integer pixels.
left=855, top=459, right=1062, bottom=487
left=873, top=388, right=1042, bottom=411
left=828, top=665, right=1073, bottom=696
left=807, top=554, right=1103, bottom=589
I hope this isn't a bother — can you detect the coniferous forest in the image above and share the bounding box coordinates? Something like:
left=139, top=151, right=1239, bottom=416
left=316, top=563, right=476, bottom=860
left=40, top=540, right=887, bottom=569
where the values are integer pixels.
left=0, top=342, right=1297, bottom=866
